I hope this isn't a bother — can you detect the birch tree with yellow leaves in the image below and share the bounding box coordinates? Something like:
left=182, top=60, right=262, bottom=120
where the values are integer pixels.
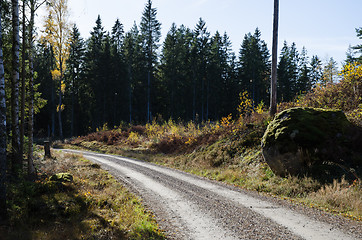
left=42, top=0, right=70, bottom=140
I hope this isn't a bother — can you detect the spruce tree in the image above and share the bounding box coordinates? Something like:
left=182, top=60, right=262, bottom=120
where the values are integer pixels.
left=140, top=0, right=161, bottom=122
left=277, top=41, right=299, bottom=102
left=310, top=55, right=322, bottom=88
left=65, top=24, right=84, bottom=136
left=238, top=28, right=270, bottom=107
left=85, top=15, right=105, bottom=129
left=352, top=27, right=362, bottom=62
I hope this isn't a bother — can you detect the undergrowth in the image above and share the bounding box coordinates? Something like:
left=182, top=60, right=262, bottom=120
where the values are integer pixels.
left=63, top=66, right=362, bottom=221
left=0, top=147, right=164, bottom=240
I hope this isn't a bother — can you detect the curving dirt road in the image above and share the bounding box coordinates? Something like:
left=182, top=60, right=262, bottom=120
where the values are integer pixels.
left=62, top=149, right=361, bottom=240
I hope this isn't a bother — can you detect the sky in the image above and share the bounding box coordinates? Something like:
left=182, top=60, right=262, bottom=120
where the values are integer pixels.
left=36, top=0, right=362, bottom=68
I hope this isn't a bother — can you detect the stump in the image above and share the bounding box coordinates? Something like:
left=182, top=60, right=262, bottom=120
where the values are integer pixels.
left=44, top=140, right=51, bottom=158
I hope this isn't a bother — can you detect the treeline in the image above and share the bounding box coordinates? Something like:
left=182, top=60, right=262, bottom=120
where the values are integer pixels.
left=0, top=0, right=356, bottom=142
left=33, top=1, right=345, bottom=138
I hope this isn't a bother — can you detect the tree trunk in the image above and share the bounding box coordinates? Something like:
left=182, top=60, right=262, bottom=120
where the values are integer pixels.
left=70, top=77, right=74, bottom=136
left=0, top=10, right=8, bottom=222
left=58, top=53, right=63, bottom=140
left=11, top=0, right=22, bottom=172
left=27, top=0, right=36, bottom=178
left=20, top=0, right=27, bottom=157
left=147, top=70, right=151, bottom=122
left=128, top=64, right=133, bottom=123
left=269, top=0, right=279, bottom=117
left=51, top=47, right=55, bottom=138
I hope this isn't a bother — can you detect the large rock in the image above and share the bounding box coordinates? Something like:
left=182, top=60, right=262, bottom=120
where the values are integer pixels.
left=261, top=107, right=362, bottom=177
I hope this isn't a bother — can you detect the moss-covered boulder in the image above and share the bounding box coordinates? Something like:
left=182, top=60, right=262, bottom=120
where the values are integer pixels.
left=261, top=107, right=362, bottom=177
left=50, top=173, right=73, bottom=183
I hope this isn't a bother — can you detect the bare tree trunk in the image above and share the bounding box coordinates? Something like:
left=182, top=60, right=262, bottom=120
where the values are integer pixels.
left=20, top=0, right=27, bottom=157
left=50, top=46, right=55, bottom=138
left=70, top=77, right=74, bottom=136
left=58, top=75, right=63, bottom=140
left=11, top=0, right=22, bottom=172
left=58, top=50, right=63, bottom=140
left=269, top=0, right=279, bottom=117
left=147, top=70, right=150, bottom=122
left=0, top=10, right=8, bottom=222
left=128, top=64, right=133, bottom=123
left=27, top=0, right=36, bottom=178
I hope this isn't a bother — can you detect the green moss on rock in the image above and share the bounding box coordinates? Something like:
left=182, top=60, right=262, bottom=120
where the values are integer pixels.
left=50, top=173, right=74, bottom=183
left=261, top=107, right=361, bottom=177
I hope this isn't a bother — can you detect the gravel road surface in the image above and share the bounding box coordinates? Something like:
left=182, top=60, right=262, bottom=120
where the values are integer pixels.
left=62, top=149, right=361, bottom=240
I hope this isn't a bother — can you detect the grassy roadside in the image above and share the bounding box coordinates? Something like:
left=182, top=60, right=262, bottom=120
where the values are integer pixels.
left=0, top=146, right=165, bottom=240
left=58, top=116, right=361, bottom=222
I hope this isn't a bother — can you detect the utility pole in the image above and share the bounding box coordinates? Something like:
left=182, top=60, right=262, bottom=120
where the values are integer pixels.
left=270, top=0, right=279, bottom=117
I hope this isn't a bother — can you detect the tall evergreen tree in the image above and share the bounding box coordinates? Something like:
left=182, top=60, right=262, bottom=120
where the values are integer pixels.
left=352, top=27, right=362, bottom=62
left=26, top=0, right=41, bottom=178
left=0, top=6, right=8, bottom=222
left=208, top=31, right=235, bottom=119
left=65, top=24, right=84, bottom=136
left=84, top=15, right=105, bottom=129
left=11, top=0, right=22, bottom=170
left=110, top=19, right=126, bottom=125
left=159, top=23, right=178, bottom=119
left=19, top=0, right=27, bottom=157
left=140, top=0, right=161, bottom=122
left=111, top=18, right=124, bottom=53
left=310, top=55, right=323, bottom=88
left=277, top=41, right=299, bottom=102
left=296, top=47, right=311, bottom=93
left=124, top=22, right=148, bottom=123
left=192, top=18, right=210, bottom=121
left=238, top=28, right=270, bottom=107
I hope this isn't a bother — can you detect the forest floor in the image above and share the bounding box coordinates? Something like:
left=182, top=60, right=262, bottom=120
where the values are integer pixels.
left=57, top=116, right=361, bottom=223
left=0, top=146, right=165, bottom=240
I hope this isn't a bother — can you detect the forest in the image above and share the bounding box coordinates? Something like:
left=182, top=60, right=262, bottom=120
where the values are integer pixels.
left=2, top=0, right=358, bottom=139
left=0, top=0, right=362, bottom=226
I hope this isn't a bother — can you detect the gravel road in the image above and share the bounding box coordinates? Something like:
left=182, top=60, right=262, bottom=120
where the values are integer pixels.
left=62, top=149, right=361, bottom=240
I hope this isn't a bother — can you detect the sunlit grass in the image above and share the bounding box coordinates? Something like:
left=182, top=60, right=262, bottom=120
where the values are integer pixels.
left=1, top=149, right=165, bottom=240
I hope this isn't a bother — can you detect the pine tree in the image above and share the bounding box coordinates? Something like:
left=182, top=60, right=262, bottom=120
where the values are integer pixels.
left=11, top=0, right=22, bottom=171
left=0, top=6, right=8, bottom=222
left=322, top=57, right=338, bottom=85
left=19, top=0, right=27, bottom=157
left=140, top=0, right=161, bottom=122
left=26, top=0, right=39, bottom=178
